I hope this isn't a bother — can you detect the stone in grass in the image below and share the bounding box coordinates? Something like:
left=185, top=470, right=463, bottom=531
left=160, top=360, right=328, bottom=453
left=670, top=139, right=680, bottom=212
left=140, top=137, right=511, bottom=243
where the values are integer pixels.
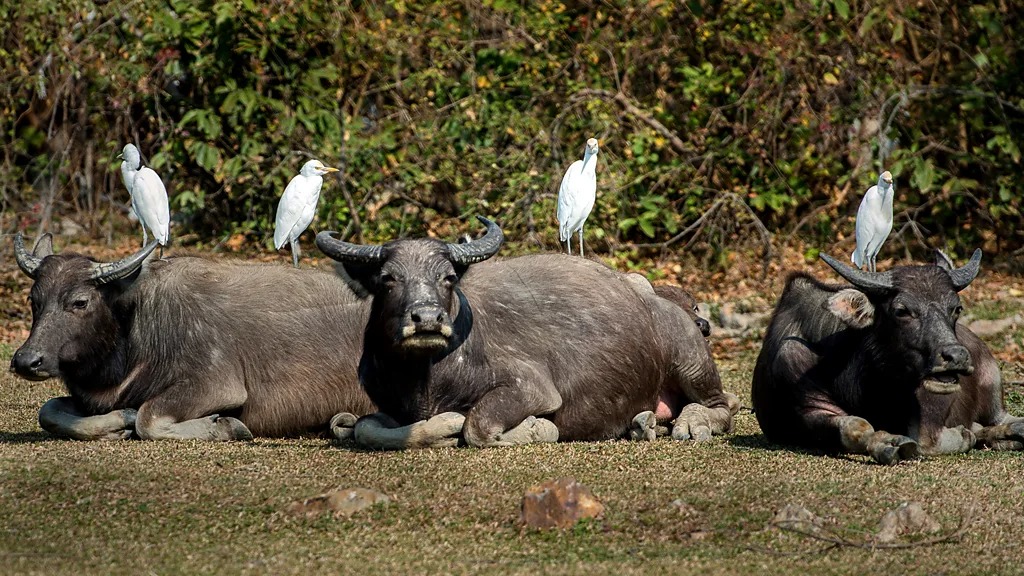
left=286, top=487, right=390, bottom=519
left=521, top=477, right=604, bottom=529
left=770, top=503, right=823, bottom=534
left=876, top=501, right=941, bottom=543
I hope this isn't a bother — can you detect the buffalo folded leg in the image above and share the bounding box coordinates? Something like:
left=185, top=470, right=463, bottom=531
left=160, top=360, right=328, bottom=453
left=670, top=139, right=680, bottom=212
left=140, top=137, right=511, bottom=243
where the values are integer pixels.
left=919, top=425, right=976, bottom=455
left=353, top=412, right=465, bottom=450
left=38, top=397, right=136, bottom=441
left=135, top=379, right=251, bottom=441
left=672, top=393, right=739, bottom=442
left=330, top=412, right=358, bottom=441
left=628, top=411, right=657, bottom=441
left=463, top=369, right=563, bottom=447
left=832, top=415, right=920, bottom=465
left=974, top=417, right=1024, bottom=451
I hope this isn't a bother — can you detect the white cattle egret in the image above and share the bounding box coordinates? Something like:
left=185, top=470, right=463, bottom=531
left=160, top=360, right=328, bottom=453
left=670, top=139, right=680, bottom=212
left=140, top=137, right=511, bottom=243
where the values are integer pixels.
left=557, top=138, right=599, bottom=256
left=851, top=170, right=895, bottom=272
left=273, top=159, right=339, bottom=267
left=119, top=143, right=170, bottom=255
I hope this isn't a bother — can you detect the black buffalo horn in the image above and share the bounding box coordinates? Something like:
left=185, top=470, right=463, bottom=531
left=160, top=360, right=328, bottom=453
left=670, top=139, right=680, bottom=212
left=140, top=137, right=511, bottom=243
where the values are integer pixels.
left=88, top=240, right=159, bottom=284
left=315, top=231, right=387, bottom=265
left=446, top=216, right=504, bottom=265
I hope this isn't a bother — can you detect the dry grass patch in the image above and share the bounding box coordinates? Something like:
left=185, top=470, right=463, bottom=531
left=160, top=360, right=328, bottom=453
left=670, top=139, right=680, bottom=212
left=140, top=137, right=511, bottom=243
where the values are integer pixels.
left=2, top=341, right=1023, bottom=575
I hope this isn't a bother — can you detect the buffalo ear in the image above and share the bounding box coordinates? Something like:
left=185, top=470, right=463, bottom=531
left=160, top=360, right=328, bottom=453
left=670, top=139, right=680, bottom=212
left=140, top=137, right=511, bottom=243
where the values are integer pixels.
left=827, top=289, right=875, bottom=329
left=32, top=233, right=54, bottom=258
left=333, top=262, right=376, bottom=299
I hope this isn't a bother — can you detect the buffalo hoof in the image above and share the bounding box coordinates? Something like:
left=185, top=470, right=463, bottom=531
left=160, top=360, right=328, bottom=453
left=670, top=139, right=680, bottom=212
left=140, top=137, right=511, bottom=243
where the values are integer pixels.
left=628, top=411, right=657, bottom=442
left=672, top=403, right=712, bottom=442
left=870, top=434, right=920, bottom=465
left=216, top=416, right=254, bottom=441
left=330, top=412, right=359, bottom=441
left=493, top=416, right=559, bottom=446
left=105, top=408, right=138, bottom=440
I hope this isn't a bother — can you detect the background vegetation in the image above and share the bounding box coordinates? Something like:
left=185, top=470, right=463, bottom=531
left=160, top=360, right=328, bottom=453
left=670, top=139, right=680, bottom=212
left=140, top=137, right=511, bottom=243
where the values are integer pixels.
left=2, top=0, right=1022, bottom=263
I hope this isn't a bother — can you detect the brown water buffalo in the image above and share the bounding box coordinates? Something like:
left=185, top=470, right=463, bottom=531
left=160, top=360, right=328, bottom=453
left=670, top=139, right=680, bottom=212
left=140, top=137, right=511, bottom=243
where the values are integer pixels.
left=751, top=249, right=1023, bottom=464
left=10, top=234, right=373, bottom=440
left=315, top=216, right=736, bottom=449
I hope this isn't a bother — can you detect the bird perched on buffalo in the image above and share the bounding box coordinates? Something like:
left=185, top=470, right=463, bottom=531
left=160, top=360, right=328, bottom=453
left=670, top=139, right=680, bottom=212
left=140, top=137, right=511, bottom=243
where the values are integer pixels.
left=557, top=138, right=599, bottom=256
left=273, top=159, right=339, bottom=268
left=851, top=170, right=895, bottom=272
left=119, top=143, right=170, bottom=255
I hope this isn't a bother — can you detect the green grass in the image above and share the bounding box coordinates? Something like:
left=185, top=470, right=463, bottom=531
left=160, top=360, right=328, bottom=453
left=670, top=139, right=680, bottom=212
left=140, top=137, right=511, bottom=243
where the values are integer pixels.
left=1, top=349, right=1023, bottom=575
left=968, top=299, right=1024, bottom=321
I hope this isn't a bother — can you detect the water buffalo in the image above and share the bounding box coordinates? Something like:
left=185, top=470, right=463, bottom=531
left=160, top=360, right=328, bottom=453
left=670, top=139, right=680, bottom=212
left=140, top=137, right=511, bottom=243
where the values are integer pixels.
left=316, top=216, right=736, bottom=449
left=751, top=249, right=1023, bottom=464
left=10, top=234, right=374, bottom=440
left=653, top=284, right=712, bottom=337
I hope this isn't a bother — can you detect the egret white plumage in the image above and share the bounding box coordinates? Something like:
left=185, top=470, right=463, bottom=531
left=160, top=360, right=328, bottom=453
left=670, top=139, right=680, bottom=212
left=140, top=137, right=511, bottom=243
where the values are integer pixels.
left=851, top=170, right=895, bottom=273
left=557, top=137, right=599, bottom=256
left=119, top=143, right=170, bottom=256
left=273, top=159, right=339, bottom=268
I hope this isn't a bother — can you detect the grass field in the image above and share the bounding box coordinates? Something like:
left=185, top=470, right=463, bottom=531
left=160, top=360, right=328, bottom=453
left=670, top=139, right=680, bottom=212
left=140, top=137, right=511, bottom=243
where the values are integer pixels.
left=2, top=332, right=1024, bottom=575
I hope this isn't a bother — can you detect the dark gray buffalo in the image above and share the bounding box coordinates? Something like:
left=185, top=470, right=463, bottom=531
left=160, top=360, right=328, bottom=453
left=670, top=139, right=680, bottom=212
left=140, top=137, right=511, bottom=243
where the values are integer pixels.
left=10, top=234, right=373, bottom=440
left=752, top=250, right=1023, bottom=464
left=315, top=216, right=736, bottom=449
left=652, top=284, right=712, bottom=337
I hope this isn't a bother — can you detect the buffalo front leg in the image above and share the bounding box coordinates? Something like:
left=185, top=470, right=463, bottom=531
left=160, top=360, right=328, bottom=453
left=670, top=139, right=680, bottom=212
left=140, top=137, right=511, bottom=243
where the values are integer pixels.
left=974, top=415, right=1024, bottom=451
left=463, top=368, right=562, bottom=447
left=672, top=393, right=741, bottom=442
left=832, top=415, right=921, bottom=464
left=353, top=412, right=466, bottom=450
left=38, top=397, right=137, bottom=441
left=135, top=379, right=252, bottom=441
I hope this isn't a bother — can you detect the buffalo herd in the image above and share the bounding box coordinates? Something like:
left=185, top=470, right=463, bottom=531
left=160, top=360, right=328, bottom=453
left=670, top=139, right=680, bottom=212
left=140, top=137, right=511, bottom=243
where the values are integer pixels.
left=8, top=217, right=1023, bottom=464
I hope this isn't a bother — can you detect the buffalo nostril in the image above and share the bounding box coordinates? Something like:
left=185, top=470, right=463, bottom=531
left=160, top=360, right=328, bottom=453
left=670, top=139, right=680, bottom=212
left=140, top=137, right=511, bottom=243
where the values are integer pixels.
left=29, top=357, right=43, bottom=369
left=434, top=312, right=444, bottom=323
left=410, top=312, right=422, bottom=323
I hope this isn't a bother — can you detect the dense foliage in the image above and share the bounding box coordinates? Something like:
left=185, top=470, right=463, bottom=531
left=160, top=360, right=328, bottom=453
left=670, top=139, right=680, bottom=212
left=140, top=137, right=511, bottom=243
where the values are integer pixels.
left=2, top=0, right=1022, bottom=261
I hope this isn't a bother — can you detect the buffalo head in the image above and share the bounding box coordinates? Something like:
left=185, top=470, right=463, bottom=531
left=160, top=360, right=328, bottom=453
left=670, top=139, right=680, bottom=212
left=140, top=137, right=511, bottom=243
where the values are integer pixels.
left=820, top=249, right=981, bottom=395
left=10, top=234, right=157, bottom=380
left=316, top=216, right=503, bottom=354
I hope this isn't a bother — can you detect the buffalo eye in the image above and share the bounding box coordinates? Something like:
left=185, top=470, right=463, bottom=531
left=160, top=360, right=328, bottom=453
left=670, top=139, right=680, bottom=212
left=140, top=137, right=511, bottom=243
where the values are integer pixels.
left=71, top=298, right=89, bottom=311
left=442, top=274, right=458, bottom=286
left=893, top=303, right=914, bottom=319
left=379, top=272, right=398, bottom=286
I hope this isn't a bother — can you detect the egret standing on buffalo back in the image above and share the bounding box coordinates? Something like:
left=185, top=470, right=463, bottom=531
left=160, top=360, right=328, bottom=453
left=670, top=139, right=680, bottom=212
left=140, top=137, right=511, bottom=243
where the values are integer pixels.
left=851, top=170, right=895, bottom=273
left=273, top=159, right=339, bottom=268
left=119, top=143, right=170, bottom=256
left=557, top=138, right=599, bottom=256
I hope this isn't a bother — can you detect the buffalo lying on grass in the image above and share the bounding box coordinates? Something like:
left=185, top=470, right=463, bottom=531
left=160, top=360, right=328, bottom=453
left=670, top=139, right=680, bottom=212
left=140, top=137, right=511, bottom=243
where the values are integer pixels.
left=652, top=284, right=712, bottom=337
left=751, top=249, right=1024, bottom=464
left=10, top=234, right=374, bottom=440
left=316, top=216, right=736, bottom=449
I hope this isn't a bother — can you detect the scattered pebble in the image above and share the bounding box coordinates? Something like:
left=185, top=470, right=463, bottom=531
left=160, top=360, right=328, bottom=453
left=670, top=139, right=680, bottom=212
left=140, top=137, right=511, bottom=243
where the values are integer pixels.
left=521, top=477, right=604, bottom=529
left=285, top=487, right=390, bottom=518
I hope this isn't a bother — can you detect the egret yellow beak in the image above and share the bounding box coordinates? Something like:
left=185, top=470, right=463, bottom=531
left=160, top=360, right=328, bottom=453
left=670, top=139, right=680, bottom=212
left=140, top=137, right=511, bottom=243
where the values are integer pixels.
left=323, top=167, right=340, bottom=173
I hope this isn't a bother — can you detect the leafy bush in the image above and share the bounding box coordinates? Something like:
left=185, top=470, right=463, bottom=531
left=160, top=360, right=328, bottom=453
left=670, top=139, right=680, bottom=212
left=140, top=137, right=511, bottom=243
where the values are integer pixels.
left=2, top=0, right=1021, bottom=258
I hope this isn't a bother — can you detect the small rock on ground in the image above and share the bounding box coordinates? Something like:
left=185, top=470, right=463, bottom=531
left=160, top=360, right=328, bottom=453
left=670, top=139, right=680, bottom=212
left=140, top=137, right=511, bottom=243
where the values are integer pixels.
left=876, top=501, right=940, bottom=543
left=285, top=487, right=390, bottom=519
left=521, top=477, right=604, bottom=529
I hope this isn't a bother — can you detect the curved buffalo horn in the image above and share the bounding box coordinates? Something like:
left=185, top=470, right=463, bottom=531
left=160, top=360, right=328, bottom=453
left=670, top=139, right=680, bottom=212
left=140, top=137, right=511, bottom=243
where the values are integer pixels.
left=315, top=231, right=387, bottom=265
left=13, top=233, right=43, bottom=278
left=819, top=252, right=894, bottom=293
left=446, top=216, right=504, bottom=266
left=934, top=250, right=955, bottom=271
left=944, top=248, right=982, bottom=292
left=88, top=240, right=159, bottom=285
